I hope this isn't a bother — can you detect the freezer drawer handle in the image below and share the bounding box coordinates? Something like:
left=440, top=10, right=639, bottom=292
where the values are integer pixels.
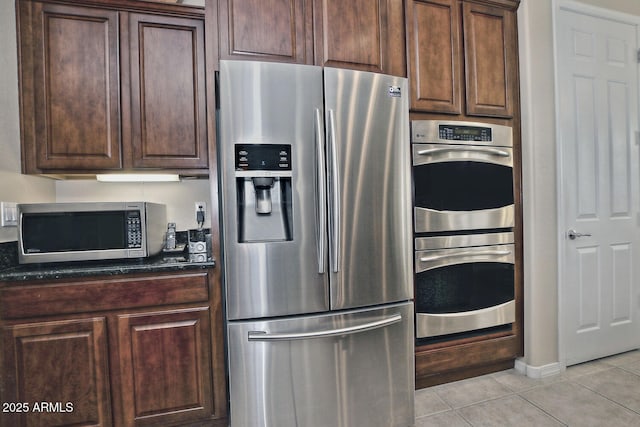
left=417, top=146, right=510, bottom=157
left=419, top=249, right=511, bottom=263
left=247, top=313, right=402, bottom=341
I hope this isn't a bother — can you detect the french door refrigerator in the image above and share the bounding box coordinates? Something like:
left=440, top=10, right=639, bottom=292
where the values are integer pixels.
left=218, top=60, right=414, bottom=427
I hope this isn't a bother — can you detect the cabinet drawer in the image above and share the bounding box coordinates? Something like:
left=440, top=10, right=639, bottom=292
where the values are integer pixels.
left=0, top=272, right=210, bottom=319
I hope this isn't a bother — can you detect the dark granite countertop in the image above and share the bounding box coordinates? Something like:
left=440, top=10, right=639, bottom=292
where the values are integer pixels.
left=0, top=241, right=215, bottom=283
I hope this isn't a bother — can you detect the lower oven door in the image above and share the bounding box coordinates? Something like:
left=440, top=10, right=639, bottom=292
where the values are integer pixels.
left=415, top=240, right=515, bottom=338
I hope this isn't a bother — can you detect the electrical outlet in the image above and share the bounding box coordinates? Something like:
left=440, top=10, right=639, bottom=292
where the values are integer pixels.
left=1, top=202, right=18, bottom=227
left=195, top=201, right=207, bottom=224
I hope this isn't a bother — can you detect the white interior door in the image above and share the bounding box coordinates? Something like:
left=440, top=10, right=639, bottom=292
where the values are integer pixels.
left=556, top=3, right=640, bottom=366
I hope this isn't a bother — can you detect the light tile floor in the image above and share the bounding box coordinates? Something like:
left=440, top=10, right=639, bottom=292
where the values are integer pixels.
left=414, top=349, right=640, bottom=426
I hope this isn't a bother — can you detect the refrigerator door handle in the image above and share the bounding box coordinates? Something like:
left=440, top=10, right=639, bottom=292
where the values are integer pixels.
left=247, top=313, right=402, bottom=341
left=327, top=109, right=340, bottom=273
left=315, top=108, right=327, bottom=274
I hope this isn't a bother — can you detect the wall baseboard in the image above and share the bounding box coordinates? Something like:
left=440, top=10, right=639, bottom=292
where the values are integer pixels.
left=515, top=358, right=564, bottom=379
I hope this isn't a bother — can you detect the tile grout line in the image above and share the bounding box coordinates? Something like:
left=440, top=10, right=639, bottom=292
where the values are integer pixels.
left=516, top=385, right=570, bottom=426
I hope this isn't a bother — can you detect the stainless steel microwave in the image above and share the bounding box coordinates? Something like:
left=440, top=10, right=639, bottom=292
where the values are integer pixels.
left=17, top=202, right=166, bottom=264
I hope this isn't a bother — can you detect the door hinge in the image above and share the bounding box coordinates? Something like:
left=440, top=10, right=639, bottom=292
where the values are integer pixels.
left=637, top=49, right=640, bottom=63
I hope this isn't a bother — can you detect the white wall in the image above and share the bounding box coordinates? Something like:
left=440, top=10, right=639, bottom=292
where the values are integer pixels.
left=0, top=0, right=56, bottom=243
left=518, top=0, right=640, bottom=370
left=55, top=179, right=212, bottom=231
left=0, top=0, right=213, bottom=242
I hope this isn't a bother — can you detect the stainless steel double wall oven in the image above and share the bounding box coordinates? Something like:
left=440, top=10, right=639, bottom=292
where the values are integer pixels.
left=411, top=120, right=516, bottom=340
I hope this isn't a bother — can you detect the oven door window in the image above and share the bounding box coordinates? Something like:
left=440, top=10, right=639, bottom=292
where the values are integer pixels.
left=415, top=261, right=514, bottom=314
left=413, top=161, right=513, bottom=211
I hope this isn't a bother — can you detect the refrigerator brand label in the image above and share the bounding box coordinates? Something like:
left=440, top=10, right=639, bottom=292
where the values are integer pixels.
left=388, top=86, right=402, bottom=98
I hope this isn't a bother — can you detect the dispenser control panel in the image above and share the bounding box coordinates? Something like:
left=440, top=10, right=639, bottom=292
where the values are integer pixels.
left=235, top=144, right=291, bottom=171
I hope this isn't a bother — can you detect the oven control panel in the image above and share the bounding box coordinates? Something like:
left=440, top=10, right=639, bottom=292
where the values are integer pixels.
left=438, top=124, right=492, bottom=142
left=411, top=120, right=513, bottom=147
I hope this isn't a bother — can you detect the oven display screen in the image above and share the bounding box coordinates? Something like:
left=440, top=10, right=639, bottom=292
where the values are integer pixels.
left=439, top=125, right=492, bottom=142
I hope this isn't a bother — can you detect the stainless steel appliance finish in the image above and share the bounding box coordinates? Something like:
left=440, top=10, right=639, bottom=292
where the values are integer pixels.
left=17, top=202, right=166, bottom=264
left=220, top=61, right=328, bottom=320
left=227, top=302, right=414, bottom=427
left=411, top=120, right=514, bottom=233
left=414, top=232, right=515, bottom=338
left=324, top=67, right=413, bottom=310
left=219, top=60, right=413, bottom=427
left=411, top=120, right=513, bottom=146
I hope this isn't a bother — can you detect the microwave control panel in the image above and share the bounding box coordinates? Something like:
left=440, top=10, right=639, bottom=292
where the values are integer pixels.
left=126, top=211, right=143, bottom=249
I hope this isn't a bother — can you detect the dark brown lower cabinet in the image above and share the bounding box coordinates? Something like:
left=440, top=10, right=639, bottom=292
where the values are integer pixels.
left=115, top=308, right=214, bottom=427
left=1, top=318, right=112, bottom=427
left=0, top=271, right=227, bottom=427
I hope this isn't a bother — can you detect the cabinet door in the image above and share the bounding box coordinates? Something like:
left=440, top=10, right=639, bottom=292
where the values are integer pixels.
left=127, top=13, right=208, bottom=169
left=218, top=0, right=311, bottom=63
left=1, top=317, right=111, bottom=427
left=462, top=2, right=517, bottom=118
left=407, top=0, right=462, bottom=113
left=313, top=0, right=405, bottom=75
left=27, top=3, right=122, bottom=171
left=115, top=307, right=214, bottom=426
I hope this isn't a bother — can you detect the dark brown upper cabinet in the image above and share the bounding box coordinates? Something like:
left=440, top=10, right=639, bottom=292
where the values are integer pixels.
left=406, top=0, right=518, bottom=118
left=17, top=1, right=208, bottom=174
left=217, top=0, right=312, bottom=64
left=217, top=0, right=405, bottom=76
left=313, top=0, right=405, bottom=76
left=126, top=13, right=208, bottom=169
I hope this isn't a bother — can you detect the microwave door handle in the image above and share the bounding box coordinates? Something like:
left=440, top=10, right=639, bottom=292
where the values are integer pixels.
left=327, top=109, right=340, bottom=273
left=417, top=147, right=510, bottom=157
left=247, top=314, right=402, bottom=341
left=315, top=108, right=327, bottom=274
left=419, top=249, right=512, bottom=263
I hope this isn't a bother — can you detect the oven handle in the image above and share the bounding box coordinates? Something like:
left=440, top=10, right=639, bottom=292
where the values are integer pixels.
left=247, top=314, right=402, bottom=341
left=419, top=249, right=512, bottom=263
left=417, top=146, right=510, bottom=157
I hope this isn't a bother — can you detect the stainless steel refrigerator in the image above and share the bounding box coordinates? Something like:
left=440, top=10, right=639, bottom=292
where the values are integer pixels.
left=218, top=60, right=414, bottom=427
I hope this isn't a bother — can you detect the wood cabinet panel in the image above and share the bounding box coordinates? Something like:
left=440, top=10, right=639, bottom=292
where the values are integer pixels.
left=31, top=3, right=122, bottom=170
left=407, top=0, right=518, bottom=117
left=0, top=272, right=210, bottom=320
left=314, top=0, right=383, bottom=71
left=463, top=1, right=516, bottom=117
left=1, top=318, right=111, bottom=427
left=313, top=0, right=405, bottom=75
left=218, top=0, right=311, bottom=63
left=407, top=0, right=462, bottom=113
left=115, top=307, right=213, bottom=426
left=18, top=1, right=209, bottom=174
left=128, top=13, right=208, bottom=169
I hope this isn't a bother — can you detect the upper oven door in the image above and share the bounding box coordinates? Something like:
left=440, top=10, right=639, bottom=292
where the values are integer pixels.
left=412, top=143, right=514, bottom=233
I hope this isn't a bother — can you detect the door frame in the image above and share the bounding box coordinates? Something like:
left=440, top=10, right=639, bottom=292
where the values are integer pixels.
left=553, top=0, right=640, bottom=368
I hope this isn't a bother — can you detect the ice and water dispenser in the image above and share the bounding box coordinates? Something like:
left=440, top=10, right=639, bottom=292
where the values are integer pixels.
left=234, top=144, right=293, bottom=242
